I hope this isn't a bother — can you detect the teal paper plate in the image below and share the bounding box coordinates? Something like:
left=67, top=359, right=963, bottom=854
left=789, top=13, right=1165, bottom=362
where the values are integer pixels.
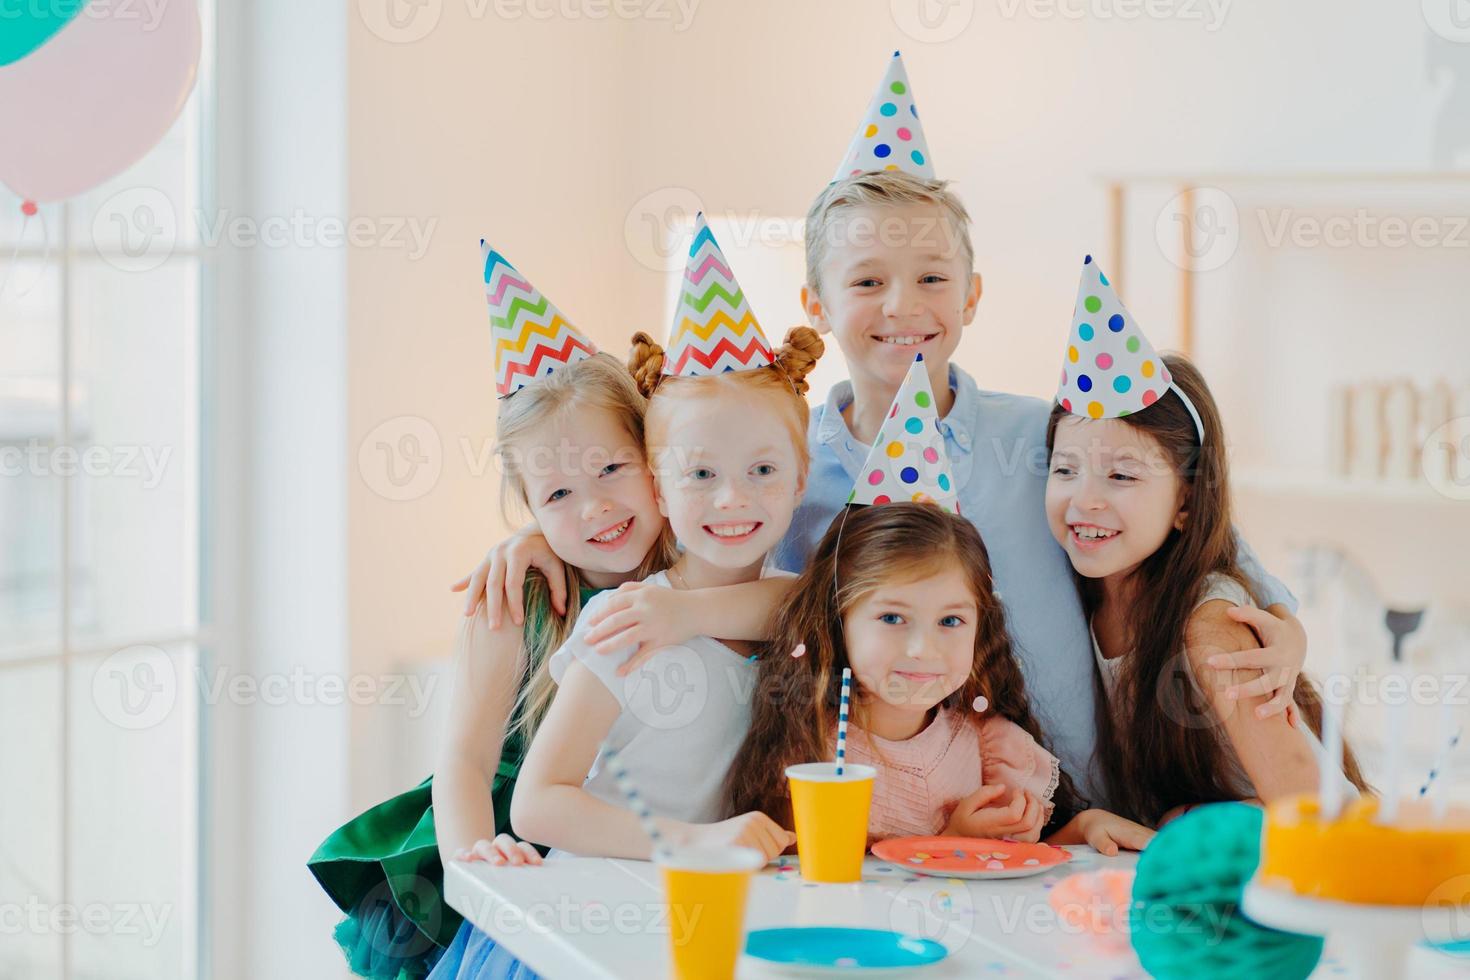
left=745, top=927, right=947, bottom=974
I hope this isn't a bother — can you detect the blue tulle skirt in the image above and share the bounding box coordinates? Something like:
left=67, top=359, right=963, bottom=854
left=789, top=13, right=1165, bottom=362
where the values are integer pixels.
left=426, top=920, right=541, bottom=980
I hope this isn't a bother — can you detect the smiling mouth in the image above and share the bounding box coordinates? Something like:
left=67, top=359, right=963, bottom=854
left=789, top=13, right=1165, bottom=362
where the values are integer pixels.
left=703, top=521, right=762, bottom=544
left=874, top=333, right=938, bottom=347
left=894, top=670, right=943, bottom=682
left=1069, top=524, right=1120, bottom=550
left=587, top=517, right=634, bottom=548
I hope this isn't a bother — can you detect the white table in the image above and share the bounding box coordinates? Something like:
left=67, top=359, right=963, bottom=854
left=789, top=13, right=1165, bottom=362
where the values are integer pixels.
left=445, top=848, right=1470, bottom=979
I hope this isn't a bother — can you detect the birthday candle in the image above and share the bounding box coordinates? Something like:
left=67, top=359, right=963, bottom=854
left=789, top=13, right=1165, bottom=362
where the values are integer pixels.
left=835, top=667, right=852, bottom=776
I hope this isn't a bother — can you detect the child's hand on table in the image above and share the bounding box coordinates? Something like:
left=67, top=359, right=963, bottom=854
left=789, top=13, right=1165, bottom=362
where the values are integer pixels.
left=450, top=529, right=565, bottom=627
left=943, top=785, right=1046, bottom=842
left=1067, top=810, right=1154, bottom=856
left=454, top=834, right=544, bottom=867
left=1204, top=605, right=1307, bottom=721
left=680, top=812, right=796, bottom=863
left=582, top=581, right=699, bottom=677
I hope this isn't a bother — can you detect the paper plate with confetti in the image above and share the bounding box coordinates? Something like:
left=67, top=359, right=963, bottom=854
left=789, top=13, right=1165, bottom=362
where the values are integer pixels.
left=870, top=836, right=1072, bottom=879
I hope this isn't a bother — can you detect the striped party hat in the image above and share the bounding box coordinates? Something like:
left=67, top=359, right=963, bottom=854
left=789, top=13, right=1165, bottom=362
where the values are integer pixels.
left=483, top=240, right=597, bottom=398
left=1056, top=255, right=1205, bottom=441
left=847, top=354, right=959, bottom=513
left=832, top=51, right=935, bottom=182
left=663, top=214, right=775, bottom=377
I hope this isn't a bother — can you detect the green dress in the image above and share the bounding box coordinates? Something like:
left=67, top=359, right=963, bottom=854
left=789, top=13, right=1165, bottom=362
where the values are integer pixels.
left=307, top=587, right=601, bottom=980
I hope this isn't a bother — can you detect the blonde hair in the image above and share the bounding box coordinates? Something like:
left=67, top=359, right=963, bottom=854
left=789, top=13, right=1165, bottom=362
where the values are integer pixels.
left=496, top=352, right=678, bottom=745
left=803, top=171, right=974, bottom=298
left=626, top=327, right=825, bottom=481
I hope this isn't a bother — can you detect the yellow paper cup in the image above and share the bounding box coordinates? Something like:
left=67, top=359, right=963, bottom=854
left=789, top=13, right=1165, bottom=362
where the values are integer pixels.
left=785, top=762, right=876, bottom=883
left=656, top=845, right=764, bottom=980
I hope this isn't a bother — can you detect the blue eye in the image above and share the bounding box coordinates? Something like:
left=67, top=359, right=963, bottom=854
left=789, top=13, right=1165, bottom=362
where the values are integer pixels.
left=1110, top=472, right=1137, bottom=483
left=921, top=274, right=948, bottom=284
left=854, top=278, right=881, bottom=288
left=691, top=468, right=715, bottom=481
left=600, top=462, right=625, bottom=477
left=547, top=488, right=571, bottom=503
left=878, top=613, right=904, bottom=625
left=752, top=463, right=776, bottom=477
left=939, top=615, right=964, bottom=628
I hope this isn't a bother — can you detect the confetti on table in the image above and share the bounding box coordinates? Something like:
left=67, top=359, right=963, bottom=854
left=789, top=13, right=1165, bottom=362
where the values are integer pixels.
left=986, top=860, right=1004, bottom=870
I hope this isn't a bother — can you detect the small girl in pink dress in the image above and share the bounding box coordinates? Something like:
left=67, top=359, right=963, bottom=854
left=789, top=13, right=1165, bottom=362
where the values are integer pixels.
left=725, top=501, right=1151, bottom=854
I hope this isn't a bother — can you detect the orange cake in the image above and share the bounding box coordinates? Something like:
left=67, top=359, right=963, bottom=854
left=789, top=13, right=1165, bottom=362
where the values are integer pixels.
left=1258, top=793, right=1470, bottom=906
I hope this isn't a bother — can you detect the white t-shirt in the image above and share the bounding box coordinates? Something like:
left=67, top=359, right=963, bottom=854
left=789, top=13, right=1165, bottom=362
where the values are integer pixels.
left=1092, top=572, right=1357, bottom=802
left=548, top=569, right=788, bottom=826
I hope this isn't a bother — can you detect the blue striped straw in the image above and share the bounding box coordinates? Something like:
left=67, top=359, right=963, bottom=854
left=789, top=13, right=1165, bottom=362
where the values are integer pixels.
left=835, top=667, right=852, bottom=776
left=1418, top=725, right=1463, bottom=799
left=602, top=743, right=669, bottom=860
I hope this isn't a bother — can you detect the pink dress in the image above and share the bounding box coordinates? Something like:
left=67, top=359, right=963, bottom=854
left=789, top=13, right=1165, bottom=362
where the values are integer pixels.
left=828, top=706, right=1061, bottom=840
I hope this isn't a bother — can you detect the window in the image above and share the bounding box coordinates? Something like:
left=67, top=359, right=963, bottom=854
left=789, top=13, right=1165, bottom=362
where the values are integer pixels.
left=0, top=23, right=209, bottom=980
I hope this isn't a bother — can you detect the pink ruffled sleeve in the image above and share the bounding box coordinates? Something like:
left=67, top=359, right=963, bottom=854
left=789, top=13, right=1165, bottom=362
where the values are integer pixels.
left=979, top=717, right=1061, bottom=820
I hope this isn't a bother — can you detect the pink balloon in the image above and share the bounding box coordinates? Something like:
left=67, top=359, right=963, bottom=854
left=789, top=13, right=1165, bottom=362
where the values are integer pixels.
left=0, top=1, right=201, bottom=203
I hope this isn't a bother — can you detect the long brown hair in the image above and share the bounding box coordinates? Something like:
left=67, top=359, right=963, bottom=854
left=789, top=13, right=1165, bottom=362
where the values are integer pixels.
left=1046, top=353, right=1369, bottom=824
left=724, top=502, right=1084, bottom=829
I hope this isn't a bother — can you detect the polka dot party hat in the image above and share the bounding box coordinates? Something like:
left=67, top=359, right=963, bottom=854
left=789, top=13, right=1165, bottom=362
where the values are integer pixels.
left=832, top=50, right=935, bottom=182
left=847, top=354, right=959, bottom=513
left=484, top=239, right=597, bottom=398
left=1056, top=255, right=1206, bottom=441
left=663, top=213, right=776, bottom=377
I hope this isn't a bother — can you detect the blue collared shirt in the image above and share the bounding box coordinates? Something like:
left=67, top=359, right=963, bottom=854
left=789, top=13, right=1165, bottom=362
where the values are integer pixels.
left=774, top=364, right=1295, bottom=805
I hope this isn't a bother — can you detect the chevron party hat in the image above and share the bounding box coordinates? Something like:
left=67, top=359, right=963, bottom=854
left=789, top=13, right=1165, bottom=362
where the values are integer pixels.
left=663, top=214, right=776, bottom=377
left=1056, top=255, right=1205, bottom=441
left=483, top=240, right=598, bottom=398
left=847, top=354, right=959, bottom=513
left=833, top=51, right=936, bottom=182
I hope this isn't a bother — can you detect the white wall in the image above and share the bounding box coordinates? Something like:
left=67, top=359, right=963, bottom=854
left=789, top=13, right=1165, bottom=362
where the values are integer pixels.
left=254, top=0, right=1470, bottom=971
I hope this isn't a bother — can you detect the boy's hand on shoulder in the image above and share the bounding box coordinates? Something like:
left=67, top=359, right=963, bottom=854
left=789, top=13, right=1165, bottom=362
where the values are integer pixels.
left=1205, top=605, right=1307, bottom=721
left=943, top=785, right=1044, bottom=843
left=450, top=529, right=565, bottom=627
left=684, top=812, right=795, bottom=863
left=583, top=581, right=696, bottom=677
